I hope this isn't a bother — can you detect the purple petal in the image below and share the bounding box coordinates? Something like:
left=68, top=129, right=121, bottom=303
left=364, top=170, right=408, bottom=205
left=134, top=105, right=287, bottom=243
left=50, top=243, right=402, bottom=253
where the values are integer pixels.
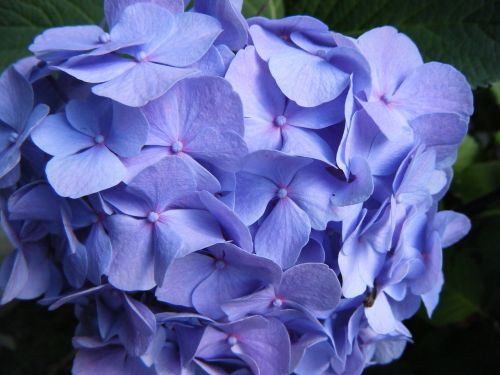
left=153, top=221, right=183, bottom=285
left=360, top=99, right=413, bottom=142
left=222, top=286, right=277, bottom=321
left=107, top=215, right=155, bottom=291
left=31, top=113, right=94, bottom=157
left=195, top=0, right=248, bottom=50
left=73, top=346, right=156, bottom=375
left=243, top=117, right=283, bottom=152
left=150, top=12, right=222, bottom=67
left=120, top=294, right=156, bottom=356
left=198, top=191, right=253, bottom=252
left=433, top=210, right=471, bottom=248
left=269, top=47, right=349, bottom=107
left=255, top=199, right=311, bottom=268
left=279, top=263, right=341, bottom=312
left=288, top=163, right=336, bottom=229
left=85, top=223, right=112, bottom=285
left=330, top=157, right=374, bottom=206
left=104, top=0, right=184, bottom=28
left=225, top=46, right=286, bottom=120
left=285, top=95, right=345, bottom=129
left=29, top=25, right=104, bottom=61
left=192, top=243, right=281, bottom=319
left=345, top=109, right=412, bottom=176
left=0, top=249, right=28, bottom=304
left=242, top=150, right=312, bottom=186
left=393, top=62, right=474, bottom=119
left=126, top=156, right=197, bottom=211
left=411, top=113, right=468, bottom=168
left=46, top=145, right=126, bottom=198
left=162, top=209, right=224, bottom=257
left=8, top=182, right=62, bottom=222
left=59, top=54, right=137, bottom=84
left=231, top=316, right=291, bottom=375
left=281, top=126, right=336, bottom=165
left=365, top=292, right=399, bottom=334
left=357, top=26, right=423, bottom=96
left=234, top=171, right=276, bottom=225
left=92, top=61, right=196, bottom=107
left=155, top=252, right=214, bottom=305
left=0, top=67, right=33, bottom=130
left=65, top=96, right=112, bottom=137
left=106, top=101, right=149, bottom=157
left=187, top=129, right=247, bottom=172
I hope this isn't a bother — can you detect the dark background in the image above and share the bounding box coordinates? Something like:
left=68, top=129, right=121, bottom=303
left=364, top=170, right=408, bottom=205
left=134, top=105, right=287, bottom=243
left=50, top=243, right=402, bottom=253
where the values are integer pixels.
left=0, top=1, right=499, bottom=374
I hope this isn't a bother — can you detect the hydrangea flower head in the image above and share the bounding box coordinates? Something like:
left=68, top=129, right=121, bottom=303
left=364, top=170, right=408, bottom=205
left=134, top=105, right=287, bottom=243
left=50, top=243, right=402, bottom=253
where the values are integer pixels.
left=0, top=1, right=475, bottom=374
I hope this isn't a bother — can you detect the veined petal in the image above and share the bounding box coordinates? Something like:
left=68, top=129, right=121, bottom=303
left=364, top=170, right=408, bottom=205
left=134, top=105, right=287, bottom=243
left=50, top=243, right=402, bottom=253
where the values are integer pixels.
left=255, top=199, right=311, bottom=268
left=46, top=146, right=126, bottom=198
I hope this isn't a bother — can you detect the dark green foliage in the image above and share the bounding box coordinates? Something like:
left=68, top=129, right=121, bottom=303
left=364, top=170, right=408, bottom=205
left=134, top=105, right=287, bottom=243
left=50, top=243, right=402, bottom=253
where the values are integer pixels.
left=0, top=0, right=103, bottom=69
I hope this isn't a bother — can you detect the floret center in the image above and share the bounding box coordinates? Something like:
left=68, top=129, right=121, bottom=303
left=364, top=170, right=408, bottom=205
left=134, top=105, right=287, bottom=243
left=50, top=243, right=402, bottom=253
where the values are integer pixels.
left=171, top=141, right=183, bottom=154
left=8, top=132, right=18, bottom=144
left=94, top=134, right=105, bottom=144
left=316, top=49, right=327, bottom=59
left=277, top=188, right=288, bottom=199
left=147, top=211, right=160, bottom=223
left=274, top=115, right=287, bottom=127
left=215, top=260, right=226, bottom=270
left=227, top=335, right=238, bottom=346
left=99, top=32, right=111, bottom=43
left=136, top=51, right=148, bottom=62
left=272, top=298, right=283, bottom=307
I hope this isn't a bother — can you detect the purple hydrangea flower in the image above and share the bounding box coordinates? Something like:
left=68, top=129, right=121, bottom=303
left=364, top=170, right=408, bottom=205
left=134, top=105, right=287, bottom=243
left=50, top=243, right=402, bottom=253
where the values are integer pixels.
left=124, top=76, right=247, bottom=192
left=356, top=26, right=473, bottom=142
left=196, top=315, right=291, bottom=375
left=0, top=2, right=477, bottom=373
left=57, top=3, right=223, bottom=106
left=0, top=67, right=49, bottom=185
left=31, top=95, right=148, bottom=198
left=156, top=242, right=281, bottom=319
left=248, top=16, right=350, bottom=107
left=226, top=46, right=343, bottom=164
left=234, top=151, right=338, bottom=267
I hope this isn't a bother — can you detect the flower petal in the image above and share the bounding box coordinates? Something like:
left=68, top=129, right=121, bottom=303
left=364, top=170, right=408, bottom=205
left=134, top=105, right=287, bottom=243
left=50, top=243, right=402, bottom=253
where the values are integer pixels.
left=46, top=146, right=126, bottom=198
left=255, top=199, right=311, bottom=268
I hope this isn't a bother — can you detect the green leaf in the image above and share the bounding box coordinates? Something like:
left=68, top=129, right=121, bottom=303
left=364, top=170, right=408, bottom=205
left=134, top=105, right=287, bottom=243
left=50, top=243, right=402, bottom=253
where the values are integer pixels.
left=243, top=0, right=284, bottom=19
left=492, top=81, right=500, bottom=105
left=431, top=252, right=484, bottom=326
left=452, top=161, right=500, bottom=202
left=285, top=0, right=500, bottom=88
left=0, top=0, right=103, bottom=70
left=454, top=135, right=479, bottom=173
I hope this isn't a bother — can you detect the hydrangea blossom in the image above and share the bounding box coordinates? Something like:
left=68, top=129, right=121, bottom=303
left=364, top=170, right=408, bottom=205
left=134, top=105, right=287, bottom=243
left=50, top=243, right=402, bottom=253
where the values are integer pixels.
left=0, top=1, right=474, bottom=374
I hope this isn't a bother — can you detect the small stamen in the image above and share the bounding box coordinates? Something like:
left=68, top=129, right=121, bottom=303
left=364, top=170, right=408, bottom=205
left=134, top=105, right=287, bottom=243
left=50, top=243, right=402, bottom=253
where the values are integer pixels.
left=272, top=298, right=283, bottom=307
left=8, top=132, right=18, bottom=144
left=274, top=115, right=287, bottom=127
left=227, top=335, right=238, bottom=346
left=99, top=32, right=111, bottom=43
left=94, top=134, right=105, bottom=144
left=277, top=188, right=288, bottom=199
left=171, top=141, right=183, bottom=154
left=136, top=51, right=148, bottom=62
left=316, top=49, right=327, bottom=59
left=215, top=260, right=226, bottom=270
left=147, top=212, right=160, bottom=223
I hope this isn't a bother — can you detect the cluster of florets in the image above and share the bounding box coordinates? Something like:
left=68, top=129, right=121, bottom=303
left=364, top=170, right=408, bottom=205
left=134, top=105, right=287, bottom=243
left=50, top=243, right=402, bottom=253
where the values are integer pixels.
left=0, top=0, right=473, bottom=374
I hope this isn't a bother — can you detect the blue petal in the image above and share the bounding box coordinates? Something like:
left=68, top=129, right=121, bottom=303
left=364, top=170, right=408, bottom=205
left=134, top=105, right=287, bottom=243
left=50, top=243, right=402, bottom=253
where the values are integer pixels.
left=255, top=199, right=311, bottom=268
left=46, top=145, right=126, bottom=198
